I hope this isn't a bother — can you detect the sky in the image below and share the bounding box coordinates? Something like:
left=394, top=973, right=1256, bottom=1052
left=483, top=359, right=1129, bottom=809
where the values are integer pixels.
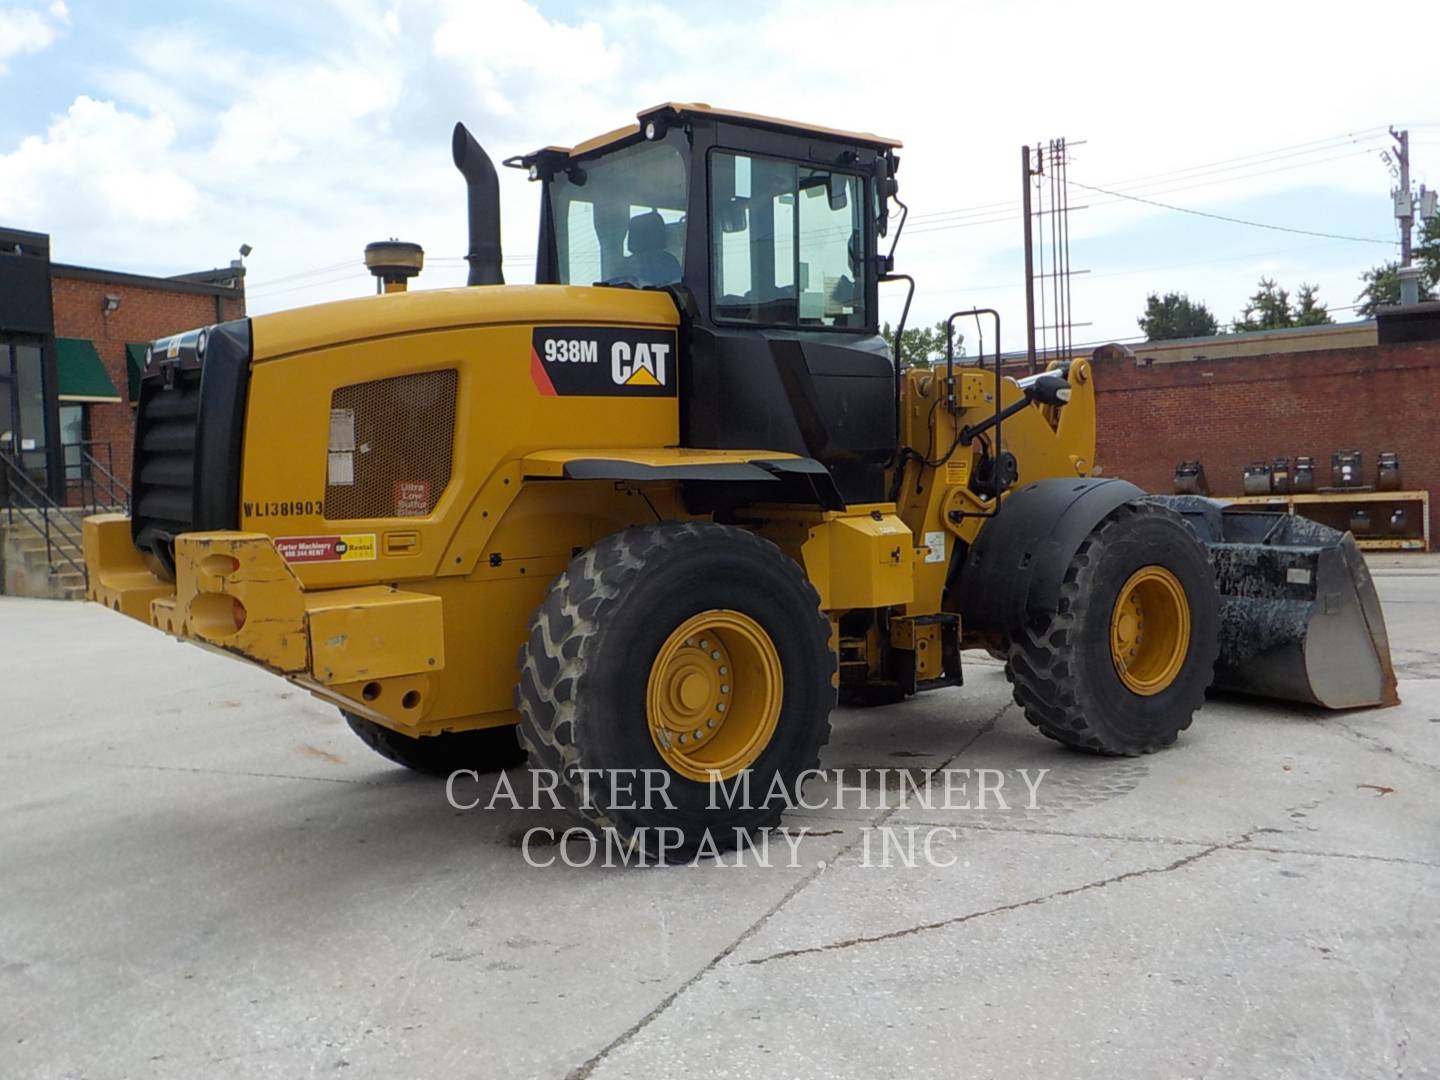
left=1, top=0, right=1435, bottom=351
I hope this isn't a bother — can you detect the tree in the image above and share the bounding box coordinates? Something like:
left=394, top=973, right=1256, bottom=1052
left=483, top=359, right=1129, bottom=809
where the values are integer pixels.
left=1356, top=216, right=1440, bottom=316
left=880, top=320, right=964, bottom=367
left=1232, top=277, right=1333, bottom=332
left=1293, top=283, right=1331, bottom=326
left=1137, top=291, right=1220, bottom=340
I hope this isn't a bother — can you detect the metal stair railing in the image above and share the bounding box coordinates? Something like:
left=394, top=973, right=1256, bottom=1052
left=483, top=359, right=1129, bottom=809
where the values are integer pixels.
left=1, top=450, right=89, bottom=586
left=63, top=440, right=131, bottom=514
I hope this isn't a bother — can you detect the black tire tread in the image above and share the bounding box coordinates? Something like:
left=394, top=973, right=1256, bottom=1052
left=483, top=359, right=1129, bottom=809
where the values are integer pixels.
left=514, top=522, right=833, bottom=839
left=1004, top=500, right=1219, bottom=755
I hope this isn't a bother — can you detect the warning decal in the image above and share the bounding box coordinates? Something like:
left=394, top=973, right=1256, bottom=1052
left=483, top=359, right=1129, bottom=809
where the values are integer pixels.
left=275, top=534, right=377, bottom=564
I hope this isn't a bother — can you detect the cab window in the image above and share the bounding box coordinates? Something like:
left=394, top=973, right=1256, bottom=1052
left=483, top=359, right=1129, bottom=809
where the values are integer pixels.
left=550, top=131, right=689, bottom=289
left=709, top=151, right=866, bottom=328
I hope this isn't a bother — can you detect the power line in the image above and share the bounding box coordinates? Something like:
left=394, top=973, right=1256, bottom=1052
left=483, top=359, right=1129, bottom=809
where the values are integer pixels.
left=1064, top=179, right=1395, bottom=245
left=247, top=271, right=370, bottom=298
left=899, top=237, right=1364, bottom=299
left=245, top=260, right=361, bottom=290
left=900, top=147, right=1384, bottom=240
left=1087, top=128, right=1386, bottom=194
left=903, top=127, right=1389, bottom=225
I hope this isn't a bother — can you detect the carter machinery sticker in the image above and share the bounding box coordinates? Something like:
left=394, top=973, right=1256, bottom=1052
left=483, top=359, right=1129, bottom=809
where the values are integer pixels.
left=530, top=326, right=677, bottom=397
left=275, top=534, right=377, bottom=564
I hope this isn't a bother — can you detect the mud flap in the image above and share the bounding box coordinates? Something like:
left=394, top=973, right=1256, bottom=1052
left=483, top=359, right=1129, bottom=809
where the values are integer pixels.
left=1153, top=496, right=1399, bottom=709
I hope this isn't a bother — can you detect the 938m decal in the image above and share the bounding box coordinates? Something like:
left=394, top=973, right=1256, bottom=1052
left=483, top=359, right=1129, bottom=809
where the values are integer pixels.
left=531, top=326, right=677, bottom=397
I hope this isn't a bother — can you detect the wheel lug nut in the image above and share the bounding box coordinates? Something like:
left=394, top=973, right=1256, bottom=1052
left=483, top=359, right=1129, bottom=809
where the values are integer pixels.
left=707, top=718, right=717, bottom=728
left=720, top=684, right=730, bottom=694
left=711, top=651, right=721, bottom=660
left=716, top=703, right=726, bottom=712
left=718, top=666, right=728, bottom=675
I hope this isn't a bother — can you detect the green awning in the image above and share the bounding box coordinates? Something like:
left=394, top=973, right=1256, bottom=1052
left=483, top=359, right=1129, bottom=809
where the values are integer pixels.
left=125, top=342, right=147, bottom=403
left=56, top=338, right=121, bottom=403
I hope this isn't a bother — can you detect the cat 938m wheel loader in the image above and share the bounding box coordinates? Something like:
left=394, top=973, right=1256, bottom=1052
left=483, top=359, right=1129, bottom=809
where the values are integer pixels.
left=84, top=103, right=1397, bottom=848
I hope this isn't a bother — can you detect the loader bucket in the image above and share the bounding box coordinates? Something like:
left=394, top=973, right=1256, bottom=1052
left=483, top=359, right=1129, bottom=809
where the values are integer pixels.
left=1152, top=496, right=1399, bottom=710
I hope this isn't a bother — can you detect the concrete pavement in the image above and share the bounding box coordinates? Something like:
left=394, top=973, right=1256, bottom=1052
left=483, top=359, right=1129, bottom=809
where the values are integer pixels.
left=1, top=565, right=1437, bottom=1079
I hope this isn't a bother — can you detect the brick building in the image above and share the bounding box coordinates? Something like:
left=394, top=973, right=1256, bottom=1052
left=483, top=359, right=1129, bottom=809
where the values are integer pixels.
left=0, top=226, right=245, bottom=506
left=1091, top=309, right=1440, bottom=546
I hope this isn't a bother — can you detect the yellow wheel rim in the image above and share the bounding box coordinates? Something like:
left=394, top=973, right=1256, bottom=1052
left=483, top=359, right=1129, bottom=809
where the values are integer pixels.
left=1109, top=566, right=1190, bottom=696
left=646, top=610, right=782, bottom=783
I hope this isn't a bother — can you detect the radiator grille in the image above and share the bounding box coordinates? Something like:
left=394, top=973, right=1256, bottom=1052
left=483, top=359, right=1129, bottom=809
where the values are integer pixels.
left=132, top=366, right=202, bottom=548
left=324, top=369, right=457, bottom=520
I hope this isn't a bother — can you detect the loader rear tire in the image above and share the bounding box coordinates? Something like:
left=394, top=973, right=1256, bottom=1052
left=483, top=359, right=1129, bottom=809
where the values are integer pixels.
left=515, top=522, right=835, bottom=854
left=1003, top=500, right=1219, bottom=755
left=342, top=712, right=526, bottom=777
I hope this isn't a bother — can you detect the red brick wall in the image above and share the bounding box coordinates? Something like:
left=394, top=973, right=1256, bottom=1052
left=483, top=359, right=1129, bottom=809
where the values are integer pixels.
left=1092, top=340, right=1440, bottom=537
left=51, top=274, right=244, bottom=490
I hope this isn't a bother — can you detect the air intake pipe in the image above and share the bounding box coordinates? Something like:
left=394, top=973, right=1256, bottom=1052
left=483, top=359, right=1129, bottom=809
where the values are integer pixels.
left=452, top=122, right=504, bottom=286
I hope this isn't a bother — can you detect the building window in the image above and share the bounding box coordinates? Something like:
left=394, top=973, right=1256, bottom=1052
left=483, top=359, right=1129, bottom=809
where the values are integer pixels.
left=59, top=402, right=86, bottom=494
left=0, top=337, right=49, bottom=489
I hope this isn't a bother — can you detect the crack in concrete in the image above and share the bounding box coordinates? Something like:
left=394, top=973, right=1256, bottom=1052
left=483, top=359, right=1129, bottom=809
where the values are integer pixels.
left=0, top=751, right=373, bottom=786
left=1328, top=720, right=1440, bottom=776
left=1241, top=843, right=1440, bottom=870
left=1387, top=881, right=1425, bottom=1079
left=892, top=818, right=1440, bottom=869
left=745, top=828, right=1261, bottom=967
left=564, top=702, right=1010, bottom=1080
left=563, top=853, right=829, bottom=1080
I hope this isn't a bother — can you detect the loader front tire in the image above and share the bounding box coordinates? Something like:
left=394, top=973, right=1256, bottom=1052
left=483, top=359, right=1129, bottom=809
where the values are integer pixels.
left=1004, top=500, right=1219, bottom=755
left=342, top=712, right=526, bottom=777
left=516, top=522, right=835, bottom=853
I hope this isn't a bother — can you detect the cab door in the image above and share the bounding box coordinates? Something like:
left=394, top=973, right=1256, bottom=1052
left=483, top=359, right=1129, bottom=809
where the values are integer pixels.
left=680, top=123, right=894, bottom=504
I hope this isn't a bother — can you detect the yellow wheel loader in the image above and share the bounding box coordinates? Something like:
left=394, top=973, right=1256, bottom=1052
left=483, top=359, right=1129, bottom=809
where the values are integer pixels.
left=84, top=103, right=1397, bottom=848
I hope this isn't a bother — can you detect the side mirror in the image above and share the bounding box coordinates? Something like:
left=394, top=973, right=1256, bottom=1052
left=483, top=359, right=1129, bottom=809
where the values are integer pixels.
left=872, top=158, right=892, bottom=237
left=827, top=174, right=848, bottom=211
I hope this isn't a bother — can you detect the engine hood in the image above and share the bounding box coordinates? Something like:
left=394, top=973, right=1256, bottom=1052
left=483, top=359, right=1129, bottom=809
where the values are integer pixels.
left=250, top=284, right=680, bottom=362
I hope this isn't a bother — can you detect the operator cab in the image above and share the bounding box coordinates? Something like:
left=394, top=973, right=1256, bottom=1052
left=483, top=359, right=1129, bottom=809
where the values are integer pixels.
left=508, top=103, right=904, bottom=504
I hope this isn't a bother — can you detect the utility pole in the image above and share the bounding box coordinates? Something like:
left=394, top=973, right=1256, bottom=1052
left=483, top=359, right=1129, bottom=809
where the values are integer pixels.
left=1390, top=127, right=1423, bottom=304
left=1021, top=145, right=1037, bottom=373
left=1392, top=127, right=1412, bottom=267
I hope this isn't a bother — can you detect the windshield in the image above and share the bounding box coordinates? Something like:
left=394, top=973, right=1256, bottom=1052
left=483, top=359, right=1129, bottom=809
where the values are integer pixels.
left=549, top=130, right=689, bottom=288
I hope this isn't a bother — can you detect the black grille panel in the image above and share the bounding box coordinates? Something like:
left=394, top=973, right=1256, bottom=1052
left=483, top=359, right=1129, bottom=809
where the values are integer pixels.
left=132, top=367, right=201, bottom=558
left=131, top=319, right=252, bottom=572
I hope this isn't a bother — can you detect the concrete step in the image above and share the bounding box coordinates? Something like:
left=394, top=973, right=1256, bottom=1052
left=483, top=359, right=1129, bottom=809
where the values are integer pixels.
left=1, top=518, right=90, bottom=601
left=6, top=536, right=84, bottom=564
left=5, top=513, right=85, bottom=531
left=8, top=529, right=83, bottom=549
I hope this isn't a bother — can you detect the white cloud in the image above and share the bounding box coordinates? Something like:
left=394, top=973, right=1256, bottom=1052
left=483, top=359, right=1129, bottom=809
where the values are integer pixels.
left=0, top=0, right=69, bottom=72
left=210, top=64, right=400, bottom=169
left=0, top=96, right=199, bottom=228
left=0, top=0, right=1422, bottom=338
left=431, top=0, right=622, bottom=128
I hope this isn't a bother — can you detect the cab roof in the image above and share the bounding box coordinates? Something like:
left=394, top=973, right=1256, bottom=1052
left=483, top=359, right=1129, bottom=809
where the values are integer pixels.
left=511, top=102, right=902, bottom=170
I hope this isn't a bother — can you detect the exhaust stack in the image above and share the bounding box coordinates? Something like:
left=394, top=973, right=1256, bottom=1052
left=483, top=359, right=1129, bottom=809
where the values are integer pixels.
left=451, top=122, right=504, bottom=286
